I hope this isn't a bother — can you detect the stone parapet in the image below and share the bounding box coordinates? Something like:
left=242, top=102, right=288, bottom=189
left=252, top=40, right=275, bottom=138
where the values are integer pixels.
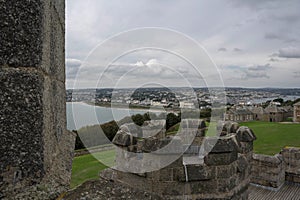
left=251, top=154, right=285, bottom=189
left=105, top=120, right=256, bottom=199
left=281, top=147, right=300, bottom=183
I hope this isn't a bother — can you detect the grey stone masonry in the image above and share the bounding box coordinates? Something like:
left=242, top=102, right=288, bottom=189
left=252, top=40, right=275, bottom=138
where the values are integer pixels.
left=281, top=147, right=300, bottom=183
left=251, top=154, right=285, bottom=189
left=0, top=0, right=75, bottom=199
left=103, top=120, right=256, bottom=199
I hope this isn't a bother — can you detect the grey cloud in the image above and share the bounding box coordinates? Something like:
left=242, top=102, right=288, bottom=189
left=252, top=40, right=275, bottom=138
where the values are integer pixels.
left=242, top=64, right=271, bottom=79
left=278, top=47, right=300, bottom=58
left=264, top=32, right=298, bottom=43
left=274, top=14, right=299, bottom=23
left=265, top=33, right=281, bottom=40
left=269, top=57, right=280, bottom=62
left=218, top=47, right=227, bottom=52
left=66, top=58, right=82, bottom=79
left=294, top=72, right=300, bottom=78
left=248, top=64, right=272, bottom=71
left=67, top=0, right=300, bottom=88
left=233, top=48, right=242, bottom=52
left=224, top=64, right=272, bottom=80
left=242, top=71, right=269, bottom=79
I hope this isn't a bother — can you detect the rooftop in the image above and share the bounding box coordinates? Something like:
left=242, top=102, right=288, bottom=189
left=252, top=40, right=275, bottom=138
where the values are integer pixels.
left=249, top=183, right=300, bottom=200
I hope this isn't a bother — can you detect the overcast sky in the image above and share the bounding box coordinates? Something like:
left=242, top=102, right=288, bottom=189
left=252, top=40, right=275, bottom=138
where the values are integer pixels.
left=66, top=0, right=300, bottom=89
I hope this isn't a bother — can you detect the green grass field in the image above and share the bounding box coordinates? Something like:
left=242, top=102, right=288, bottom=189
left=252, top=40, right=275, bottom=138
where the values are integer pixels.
left=71, top=121, right=300, bottom=188
left=70, top=149, right=115, bottom=188
left=240, top=121, right=300, bottom=155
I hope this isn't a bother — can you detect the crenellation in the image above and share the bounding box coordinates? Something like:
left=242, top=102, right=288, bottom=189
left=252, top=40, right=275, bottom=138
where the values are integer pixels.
left=103, top=120, right=256, bottom=199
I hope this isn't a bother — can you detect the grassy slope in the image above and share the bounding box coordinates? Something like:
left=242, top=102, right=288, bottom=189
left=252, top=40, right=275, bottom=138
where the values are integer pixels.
left=70, top=149, right=115, bottom=188
left=240, top=121, right=300, bottom=155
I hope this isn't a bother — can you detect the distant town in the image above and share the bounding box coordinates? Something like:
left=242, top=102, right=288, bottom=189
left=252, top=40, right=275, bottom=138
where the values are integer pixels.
left=67, top=87, right=300, bottom=123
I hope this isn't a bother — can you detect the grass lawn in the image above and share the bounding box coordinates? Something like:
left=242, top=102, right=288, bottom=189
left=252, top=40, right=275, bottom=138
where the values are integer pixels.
left=240, top=121, right=300, bottom=155
left=70, top=149, right=115, bottom=188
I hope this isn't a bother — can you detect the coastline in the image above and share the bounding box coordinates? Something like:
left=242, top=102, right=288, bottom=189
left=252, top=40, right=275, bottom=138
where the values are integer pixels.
left=68, top=101, right=179, bottom=113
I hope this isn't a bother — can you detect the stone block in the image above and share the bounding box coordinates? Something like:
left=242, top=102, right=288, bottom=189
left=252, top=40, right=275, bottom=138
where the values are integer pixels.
left=239, top=142, right=253, bottom=154
left=251, top=154, right=285, bottom=188
left=236, top=126, right=256, bottom=142
left=218, top=121, right=240, bottom=134
left=216, top=162, right=237, bottom=178
left=185, top=164, right=215, bottom=181
left=204, top=135, right=239, bottom=153
left=0, top=0, right=44, bottom=67
left=217, top=175, right=238, bottom=193
left=112, top=130, right=136, bottom=147
left=172, top=167, right=185, bottom=182
left=188, top=179, right=218, bottom=194
left=0, top=68, right=44, bottom=191
left=204, top=152, right=238, bottom=166
left=237, top=155, right=249, bottom=173
left=120, top=123, right=142, bottom=137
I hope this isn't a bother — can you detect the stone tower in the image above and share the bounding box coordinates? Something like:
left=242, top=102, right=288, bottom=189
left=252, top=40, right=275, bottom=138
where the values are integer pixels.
left=0, top=0, right=75, bottom=199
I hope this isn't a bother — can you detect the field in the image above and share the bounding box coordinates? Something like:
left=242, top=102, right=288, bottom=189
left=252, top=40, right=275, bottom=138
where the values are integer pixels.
left=70, top=149, right=115, bottom=188
left=71, top=121, right=300, bottom=188
left=240, top=121, right=300, bottom=155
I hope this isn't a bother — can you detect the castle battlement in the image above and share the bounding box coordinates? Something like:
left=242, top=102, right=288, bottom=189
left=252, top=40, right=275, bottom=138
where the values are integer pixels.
left=102, top=120, right=256, bottom=199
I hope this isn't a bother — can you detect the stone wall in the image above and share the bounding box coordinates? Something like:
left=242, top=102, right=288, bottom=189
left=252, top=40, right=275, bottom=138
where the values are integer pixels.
left=0, top=1, right=75, bottom=199
left=251, top=154, right=285, bottom=189
left=102, top=120, right=256, bottom=199
left=281, top=147, right=300, bottom=183
left=250, top=147, right=300, bottom=189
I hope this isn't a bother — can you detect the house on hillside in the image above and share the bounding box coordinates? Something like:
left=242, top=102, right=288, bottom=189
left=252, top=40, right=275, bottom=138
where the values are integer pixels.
left=294, top=102, right=300, bottom=122
left=249, top=106, right=269, bottom=121
left=264, top=105, right=284, bottom=122
left=225, top=107, right=254, bottom=122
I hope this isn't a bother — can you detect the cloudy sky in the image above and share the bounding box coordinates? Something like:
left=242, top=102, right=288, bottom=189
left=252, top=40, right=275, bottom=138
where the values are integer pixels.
left=66, top=0, right=300, bottom=89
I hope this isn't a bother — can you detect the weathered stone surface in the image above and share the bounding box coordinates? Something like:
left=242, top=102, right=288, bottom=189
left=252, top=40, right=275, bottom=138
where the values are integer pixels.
left=217, top=121, right=240, bottom=135
left=217, top=175, right=238, bottom=192
left=63, top=179, right=162, bottom=200
left=141, top=137, right=161, bottom=152
left=185, top=164, right=215, bottom=181
left=204, top=135, right=239, bottom=153
left=252, top=154, right=282, bottom=165
left=237, top=155, right=249, bottom=173
left=188, top=180, right=218, bottom=194
left=251, top=154, right=285, bottom=188
left=204, top=152, right=238, bottom=166
left=112, top=130, right=137, bottom=147
left=0, top=0, right=43, bottom=67
left=236, top=126, right=256, bottom=142
left=120, top=123, right=142, bottom=137
left=142, top=120, right=166, bottom=138
left=216, top=162, right=237, bottom=178
left=0, top=1, right=75, bottom=198
left=0, top=68, right=44, bottom=193
left=239, top=142, right=253, bottom=154
left=281, top=147, right=300, bottom=183
left=110, top=122, right=254, bottom=199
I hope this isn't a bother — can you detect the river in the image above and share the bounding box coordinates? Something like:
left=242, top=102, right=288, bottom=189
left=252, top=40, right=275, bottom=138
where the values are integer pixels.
left=67, top=102, right=156, bottom=130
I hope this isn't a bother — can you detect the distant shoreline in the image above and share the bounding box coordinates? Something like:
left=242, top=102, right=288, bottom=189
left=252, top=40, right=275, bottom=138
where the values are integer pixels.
left=68, top=101, right=180, bottom=113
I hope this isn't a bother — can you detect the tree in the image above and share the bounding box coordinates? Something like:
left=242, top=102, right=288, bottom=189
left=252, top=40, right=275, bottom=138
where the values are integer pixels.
left=131, top=114, right=145, bottom=126
left=273, top=98, right=284, bottom=104
left=166, top=113, right=180, bottom=130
